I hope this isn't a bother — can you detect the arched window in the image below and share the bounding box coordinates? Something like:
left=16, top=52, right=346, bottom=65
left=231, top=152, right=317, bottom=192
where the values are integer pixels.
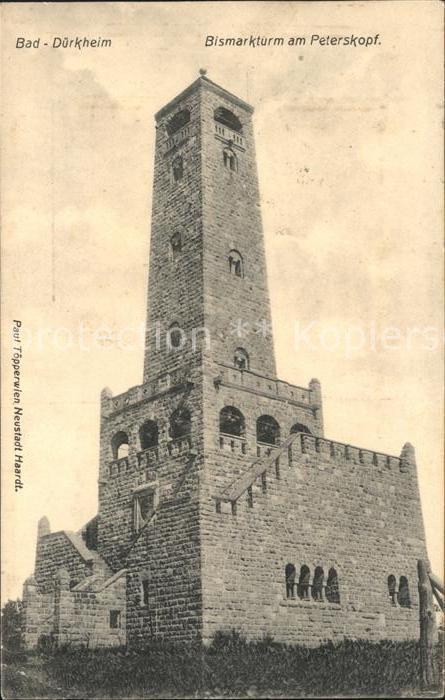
left=223, top=148, right=237, bottom=172
left=169, top=407, right=191, bottom=439
left=167, top=322, right=184, bottom=350
left=169, top=232, right=182, bottom=261
left=398, top=576, right=411, bottom=608
left=387, top=575, right=397, bottom=605
left=139, top=420, right=159, bottom=451
left=166, top=108, right=190, bottom=136
left=234, top=347, right=249, bottom=370
left=228, top=250, right=243, bottom=277
left=111, top=431, right=129, bottom=460
left=219, top=406, right=245, bottom=437
left=326, top=568, right=340, bottom=604
left=172, top=155, right=183, bottom=182
left=290, top=423, right=312, bottom=435
left=214, top=106, right=243, bottom=133
left=298, top=565, right=311, bottom=599
left=312, top=566, right=324, bottom=601
left=256, top=415, right=280, bottom=446
left=285, top=563, right=296, bottom=599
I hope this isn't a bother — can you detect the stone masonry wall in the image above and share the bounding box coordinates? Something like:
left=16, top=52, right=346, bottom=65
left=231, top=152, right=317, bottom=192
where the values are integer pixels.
left=125, top=495, right=202, bottom=645
left=35, top=532, right=94, bottom=593
left=200, top=406, right=429, bottom=646
left=23, top=570, right=126, bottom=649
left=22, top=578, right=53, bottom=649
left=98, top=366, right=204, bottom=644
left=98, top=370, right=202, bottom=570
left=62, top=574, right=126, bottom=648
left=143, top=84, right=204, bottom=384
left=200, top=81, right=277, bottom=377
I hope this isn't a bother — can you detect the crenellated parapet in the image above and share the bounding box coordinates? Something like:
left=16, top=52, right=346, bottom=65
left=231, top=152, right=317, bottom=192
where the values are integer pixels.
left=101, top=363, right=322, bottom=417
left=214, top=364, right=319, bottom=410
left=214, top=431, right=417, bottom=510
left=104, top=435, right=193, bottom=483
left=100, top=366, right=194, bottom=418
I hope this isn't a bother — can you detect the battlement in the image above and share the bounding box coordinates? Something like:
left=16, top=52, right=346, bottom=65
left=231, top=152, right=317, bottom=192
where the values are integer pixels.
left=214, top=364, right=319, bottom=408
left=100, top=367, right=193, bottom=417
left=102, top=364, right=319, bottom=418
left=214, top=432, right=414, bottom=507
left=104, top=435, right=192, bottom=483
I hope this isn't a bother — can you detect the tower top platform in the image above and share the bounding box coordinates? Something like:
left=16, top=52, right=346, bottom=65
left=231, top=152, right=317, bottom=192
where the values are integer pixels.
left=155, top=73, right=254, bottom=122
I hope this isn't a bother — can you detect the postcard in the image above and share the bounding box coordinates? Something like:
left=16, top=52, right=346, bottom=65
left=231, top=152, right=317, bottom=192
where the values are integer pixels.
left=2, top=2, right=443, bottom=698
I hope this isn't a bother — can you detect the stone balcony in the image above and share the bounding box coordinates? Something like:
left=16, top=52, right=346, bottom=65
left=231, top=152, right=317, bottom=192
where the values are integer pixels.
left=219, top=433, right=247, bottom=455
left=102, top=367, right=193, bottom=417
left=214, top=363, right=317, bottom=408
left=214, top=121, right=245, bottom=148
left=164, top=123, right=193, bottom=153
left=106, top=436, right=192, bottom=480
left=137, top=446, right=160, bottom=468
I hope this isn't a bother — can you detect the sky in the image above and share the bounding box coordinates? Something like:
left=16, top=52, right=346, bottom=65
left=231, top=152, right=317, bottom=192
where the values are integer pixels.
left=1, top=1, right=443, bottom=602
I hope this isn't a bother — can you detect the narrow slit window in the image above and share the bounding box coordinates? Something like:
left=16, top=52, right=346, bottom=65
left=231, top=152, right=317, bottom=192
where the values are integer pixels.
left=170, top=232, right=182, bottom=260
left=141, top=578, right=149, bottom=607
left=109, top=610, right=121, bottom=629
left=172, top=155, right=183, bottom=182
left=388, top=574, right=397, bottom=605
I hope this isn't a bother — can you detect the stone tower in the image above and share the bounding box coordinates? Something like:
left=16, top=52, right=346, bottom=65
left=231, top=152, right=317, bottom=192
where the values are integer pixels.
left=25, top=73, right=431, bottom=649
left=143, top=71, right=277, bottom=382
left=97, top=72, right=324, bottom=644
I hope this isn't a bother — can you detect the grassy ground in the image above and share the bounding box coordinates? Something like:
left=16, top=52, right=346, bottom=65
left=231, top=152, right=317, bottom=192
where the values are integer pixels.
left=2, top=635, right=444, bottom=699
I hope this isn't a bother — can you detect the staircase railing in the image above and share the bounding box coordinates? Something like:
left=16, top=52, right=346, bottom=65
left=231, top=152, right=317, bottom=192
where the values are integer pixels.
left=215, top=431, right=304, bottom=504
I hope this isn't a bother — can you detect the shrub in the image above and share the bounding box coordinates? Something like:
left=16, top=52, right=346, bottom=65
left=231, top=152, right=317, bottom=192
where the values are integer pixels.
left=3, top=635, right=443, bottom=698
left=1, top=599, right=24, bottom=652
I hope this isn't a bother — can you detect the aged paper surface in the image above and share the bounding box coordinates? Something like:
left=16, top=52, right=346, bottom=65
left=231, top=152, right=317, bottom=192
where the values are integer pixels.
left=1, top=1, right=443, bottom=697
